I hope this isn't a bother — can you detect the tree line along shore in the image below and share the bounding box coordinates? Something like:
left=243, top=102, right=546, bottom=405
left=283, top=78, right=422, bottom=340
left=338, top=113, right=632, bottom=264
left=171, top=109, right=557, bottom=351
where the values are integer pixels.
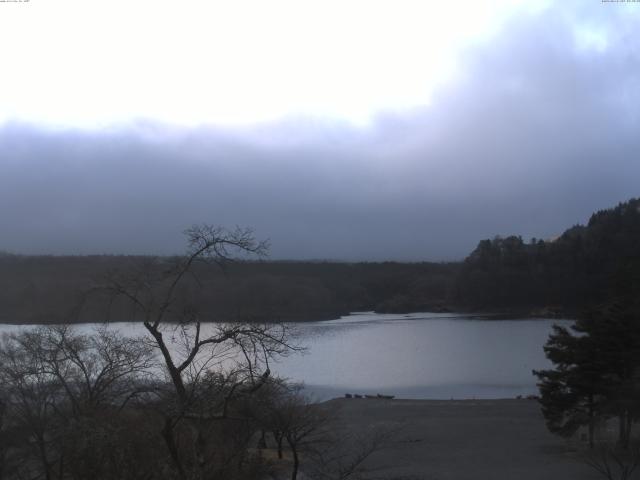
left=0, top=197, right=638, bottom=324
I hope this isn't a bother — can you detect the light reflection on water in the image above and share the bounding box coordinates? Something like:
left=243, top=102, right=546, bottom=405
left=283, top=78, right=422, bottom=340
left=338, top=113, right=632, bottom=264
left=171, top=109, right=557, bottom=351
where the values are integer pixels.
left=0, top=312, right=572, bottom=400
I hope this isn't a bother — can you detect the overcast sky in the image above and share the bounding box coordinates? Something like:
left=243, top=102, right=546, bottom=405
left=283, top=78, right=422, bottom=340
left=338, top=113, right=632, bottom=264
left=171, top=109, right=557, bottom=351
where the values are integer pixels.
left=0, top=0, right=638, bottom=260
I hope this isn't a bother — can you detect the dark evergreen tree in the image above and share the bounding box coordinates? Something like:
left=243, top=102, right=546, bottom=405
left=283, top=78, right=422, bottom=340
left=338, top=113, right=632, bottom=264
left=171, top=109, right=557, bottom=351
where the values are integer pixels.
left=535, top=301, right=640, bottom=448
left=534, top=324, right=605, bottom=447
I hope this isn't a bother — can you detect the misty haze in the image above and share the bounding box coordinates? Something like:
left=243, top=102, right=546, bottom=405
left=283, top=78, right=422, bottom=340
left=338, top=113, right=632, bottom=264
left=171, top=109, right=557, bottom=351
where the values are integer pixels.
left=0, top=1, right=639, bottom=480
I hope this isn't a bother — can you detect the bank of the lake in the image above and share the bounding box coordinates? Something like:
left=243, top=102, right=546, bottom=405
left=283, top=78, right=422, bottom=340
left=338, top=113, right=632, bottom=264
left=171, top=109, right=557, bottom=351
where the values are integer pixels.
left=316, top=397, right=599, bottom=480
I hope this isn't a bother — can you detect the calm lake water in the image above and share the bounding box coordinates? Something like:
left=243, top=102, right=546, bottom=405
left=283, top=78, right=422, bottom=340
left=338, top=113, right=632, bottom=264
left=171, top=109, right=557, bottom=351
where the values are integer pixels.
left=274, top=312, right=571, bottom=400
left=0, top=312, right=571, bottom=400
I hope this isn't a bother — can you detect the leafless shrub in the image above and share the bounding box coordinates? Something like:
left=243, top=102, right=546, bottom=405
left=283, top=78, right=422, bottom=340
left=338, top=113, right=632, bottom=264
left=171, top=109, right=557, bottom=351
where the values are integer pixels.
left=582, top=440, right=640, bottom=480
left=307, top=424, right=400, bottom=480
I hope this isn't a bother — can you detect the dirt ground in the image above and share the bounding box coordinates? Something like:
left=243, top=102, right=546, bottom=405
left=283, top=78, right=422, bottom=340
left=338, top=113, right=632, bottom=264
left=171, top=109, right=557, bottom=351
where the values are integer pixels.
left=318, top=398, right=603, bottom=480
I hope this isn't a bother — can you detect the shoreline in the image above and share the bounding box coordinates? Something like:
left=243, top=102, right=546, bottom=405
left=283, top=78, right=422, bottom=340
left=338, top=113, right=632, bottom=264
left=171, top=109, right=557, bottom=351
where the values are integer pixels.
left=318, top=397, right=599, bottom=480
left=0, top=308, right=576, bottom=325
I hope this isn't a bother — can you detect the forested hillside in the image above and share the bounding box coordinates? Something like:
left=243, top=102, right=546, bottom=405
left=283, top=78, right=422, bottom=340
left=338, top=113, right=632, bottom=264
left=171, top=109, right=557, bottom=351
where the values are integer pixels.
left=454, top=198, right=640, bottom=314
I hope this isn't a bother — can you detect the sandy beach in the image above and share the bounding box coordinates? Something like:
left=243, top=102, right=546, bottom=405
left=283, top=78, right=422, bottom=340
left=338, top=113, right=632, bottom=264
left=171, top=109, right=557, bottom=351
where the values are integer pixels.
left=320, top=397, right=602, bottom=480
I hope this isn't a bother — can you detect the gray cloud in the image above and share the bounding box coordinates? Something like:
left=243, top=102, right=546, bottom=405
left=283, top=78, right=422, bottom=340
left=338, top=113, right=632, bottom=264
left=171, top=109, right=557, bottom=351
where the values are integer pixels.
left=1, top=3, right=639, bottom=260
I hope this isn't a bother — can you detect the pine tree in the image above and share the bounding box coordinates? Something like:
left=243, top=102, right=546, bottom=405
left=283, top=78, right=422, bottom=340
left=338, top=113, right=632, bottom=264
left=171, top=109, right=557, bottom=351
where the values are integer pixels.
left=534, top=324, right=605, bottom=447
left=534, top=301, right=640, bottom=448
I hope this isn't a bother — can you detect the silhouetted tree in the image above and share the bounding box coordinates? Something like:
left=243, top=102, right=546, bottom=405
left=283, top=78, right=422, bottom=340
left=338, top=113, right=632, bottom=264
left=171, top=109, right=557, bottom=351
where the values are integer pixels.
left=534, top=323, right=605, bottom=447
left=0, top=325, right=157, bottom=480
left=101, top=224, right=300, bottom=479
left=535, top=301, right=640, bottom=449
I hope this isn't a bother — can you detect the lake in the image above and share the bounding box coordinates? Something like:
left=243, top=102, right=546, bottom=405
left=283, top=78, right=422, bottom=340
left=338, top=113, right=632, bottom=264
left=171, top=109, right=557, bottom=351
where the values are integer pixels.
left=0, top=312, right=570, bottom=400
left=274, top=312, right=570, bottom=400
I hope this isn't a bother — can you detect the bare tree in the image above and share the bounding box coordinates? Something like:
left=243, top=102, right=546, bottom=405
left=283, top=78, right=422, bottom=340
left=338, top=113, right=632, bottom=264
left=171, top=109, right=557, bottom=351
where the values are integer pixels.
left=100, top=226, right=294, bottom=401
left=254, top=385, right=328, bottom=480
left=0, top=329, right=66, bottom=480
left=308, top=427, right=397, bottom=480
left=255, top=386, right=398, bottom=480
left=100, top=225, right=300, bottom=479
left=0, top=325, right=157, bottom=480
left=17, top=325, right=155, bottom=414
